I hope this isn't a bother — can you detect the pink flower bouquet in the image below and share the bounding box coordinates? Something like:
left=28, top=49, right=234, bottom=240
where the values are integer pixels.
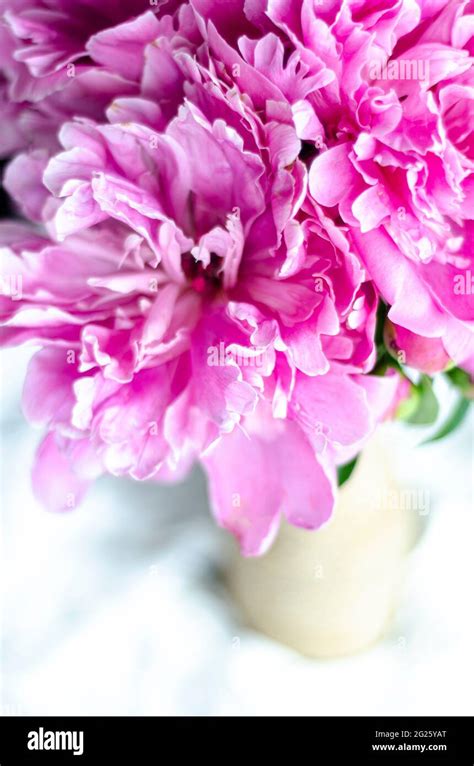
left=0, top=0, right=472, bottom=554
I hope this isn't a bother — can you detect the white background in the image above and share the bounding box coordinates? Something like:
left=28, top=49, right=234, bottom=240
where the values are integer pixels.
left=1, top=346, right=473, bottom=716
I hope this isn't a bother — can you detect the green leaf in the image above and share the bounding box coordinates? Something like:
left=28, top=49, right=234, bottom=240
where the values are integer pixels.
left=374, top=300, right=389, bottom=347
left=405, top=374, right=439, bottom=425
left=422, top=396, right=471, bottom=445
left=395, top=385, right=420, bottom=421
left=445, top=367, right=473, bottom=396
left=373, top=349, right=404, bottom=377
left=337, top=456, right=358, bottom=487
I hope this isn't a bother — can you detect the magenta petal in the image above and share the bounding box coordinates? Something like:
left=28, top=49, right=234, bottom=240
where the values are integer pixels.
left=292, top=372, right=373, bottom=448
left=22, top=347, right=77, bottom=427
left=384, top=321, right=451, bottom=374
left=351, top=228, right=447, bottom=337
left=4, top=149, right=50, bottom=221
left=309, top=144, right=356, bottom=207
left=87, top=12, right=161, bottom=80
left=203, top=417, right=335, bottom=556
left=32, top=433, right=96, bottom=512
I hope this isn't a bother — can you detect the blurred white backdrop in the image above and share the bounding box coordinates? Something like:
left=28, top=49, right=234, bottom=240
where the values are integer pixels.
left=1, top=345, right=473, bottom=716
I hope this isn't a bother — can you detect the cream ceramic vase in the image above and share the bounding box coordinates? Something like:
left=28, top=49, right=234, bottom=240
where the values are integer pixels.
left=227, top=428, right=420, bottom=658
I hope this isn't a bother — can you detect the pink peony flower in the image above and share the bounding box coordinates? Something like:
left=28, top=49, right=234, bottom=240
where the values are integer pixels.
left=297, top=0, right=474, bottom=371
left=0, top=99, right=396, bottom=553
left=0, top=0, right=472, bottom=554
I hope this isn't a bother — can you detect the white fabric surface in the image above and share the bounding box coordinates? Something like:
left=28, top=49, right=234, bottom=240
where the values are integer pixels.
left=1, top=346, right=473, bottom=716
